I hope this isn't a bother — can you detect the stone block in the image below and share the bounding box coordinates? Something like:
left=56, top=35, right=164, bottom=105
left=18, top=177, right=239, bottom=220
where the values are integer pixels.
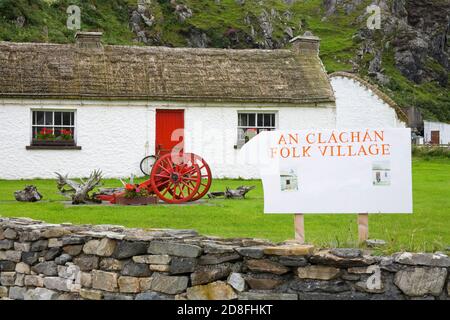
left=43, top=277, right=72, bottom=292
left=14, top=242, right=31, bottom=252
left=62, top=236, right=86, bottom=246
left=235, top=247, right=265, bottom=259
left=73, top=255, right=99, bottom=272
left=133, top=254, right=171, bottom=265
left=148, top=241, right=202, bottom=258
left=15, top=273, right=25, bottom=286
left=55, top=254, right=72, bottom=265
left=204, top=243, right=236, bottom=254
left=245, top=276, right=283, bottom=290
left=30, top=240, right=48, bottom=252
left=113, top=241, right=148, bottom=259
left=278, top=256, right=308, bottom=267
left=5, top=250, right=22, bottom=262
left=24, top=275, right=44, bottom=287
left=263, top=244, right=314, bottom=256
left=150, top=264, right=170, bottom=272
left=48, top=238, right=63, bottom=248
left=31, top=261, right=58, bottom=276
left=118, top=276, right=140, bottom=293
left=3, top=229, right=18, bottom=240
left=227, top=273, right=246, bottom=292
left=191, top=263, right=234, bottom=286
left=42, top=228, right=70, bottom=239
left=24, top=288, right=59, bottom=301
left=99, top=258, right=124, bottom=271
left=103, top=293, right=133, bottom=300
left=83, top=238, right=116, bottom=257
left=199, top=253, right=241, bottom=265
left=394, top=252, right=450, bottom=268
left=21, top=252, right=38, bottom=265
left=63, top=245, right=83, bottom=256
left=44, top=247, right=61, bottom=261
left=92, top=270, right=118, bottom=292
left=80, top=288, right=103, bottom=300
left=170, top=257, right=197, bottom=274
left=139, top=278, right=153, bottom=291
left=310, top=250, right=375, bottom=268
left=58, top=264, right=80, bottom=280
left=80, top=272, right=92, bottom=288
left=246, top=259, right=290, bottom=275
left=290, top=279, right=351, bottom=293
left=9, top=286, right=27, bottom=300
left=239, top=292, right=298, bottom=300
left=122, top=261, right=152, bottom=277
left=0, top=286, right=7, bottom=298
left=0, top=272, right=16, bottom=286
left=0, top=239, right=14, bottom=250
left=150, top=273, right=188, bottom=295
left=186, top=281, right=237, bottom=300
left=394, top=267, right=447, bottom=297
left=135, top=291, right=173, bottom=300
left=297, top=265, right=341, bottom=280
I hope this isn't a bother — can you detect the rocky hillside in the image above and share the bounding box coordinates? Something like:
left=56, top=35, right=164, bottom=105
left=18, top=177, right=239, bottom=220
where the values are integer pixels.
left=0, top=0, right=448, bottom=122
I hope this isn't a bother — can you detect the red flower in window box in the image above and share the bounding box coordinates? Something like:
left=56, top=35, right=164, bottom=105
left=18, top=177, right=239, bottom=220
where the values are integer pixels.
left=37, top=128, right=55, bottom=140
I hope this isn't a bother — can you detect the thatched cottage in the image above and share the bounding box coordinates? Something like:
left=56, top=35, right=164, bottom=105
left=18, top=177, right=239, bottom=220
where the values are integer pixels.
left=0, top=32, right=405, bottom=179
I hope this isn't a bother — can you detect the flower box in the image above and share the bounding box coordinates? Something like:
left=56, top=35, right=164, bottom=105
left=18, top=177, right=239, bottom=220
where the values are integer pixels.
left=115, top=194, right=158, bottom=206
left=32, top=139, right=76, bottom=147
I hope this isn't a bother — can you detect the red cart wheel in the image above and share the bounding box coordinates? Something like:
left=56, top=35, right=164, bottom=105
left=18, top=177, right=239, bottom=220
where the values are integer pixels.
left=184, top=153, right=212, bottom=201
left=149, top=153, right=201, bottom=204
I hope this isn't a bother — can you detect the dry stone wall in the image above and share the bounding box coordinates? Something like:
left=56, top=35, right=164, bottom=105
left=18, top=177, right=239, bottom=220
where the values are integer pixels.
left=0, top=218, right=449, bottom=300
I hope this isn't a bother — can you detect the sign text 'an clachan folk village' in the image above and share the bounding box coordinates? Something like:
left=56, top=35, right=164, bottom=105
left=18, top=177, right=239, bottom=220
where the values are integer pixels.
left=239, top=128, right=412, bottom=214
left=270, top=130, right=390, bottom=159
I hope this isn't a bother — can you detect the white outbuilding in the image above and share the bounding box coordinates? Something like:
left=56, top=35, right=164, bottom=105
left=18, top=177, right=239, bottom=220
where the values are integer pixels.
left=423, top=120, right=450, bottom=145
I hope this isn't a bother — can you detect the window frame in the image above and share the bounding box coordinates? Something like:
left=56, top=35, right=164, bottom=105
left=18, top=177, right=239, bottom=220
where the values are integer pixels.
left=29, top=109, right=78, bottom=148
left=236, top=111, right=278, bottom=148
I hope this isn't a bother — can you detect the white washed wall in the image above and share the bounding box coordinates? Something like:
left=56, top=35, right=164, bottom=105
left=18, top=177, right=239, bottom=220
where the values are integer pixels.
left=331, top=76, right=406, bottom=128
left=0, top=99, right=335, bottom=179
left=184, top=105, right=336, bottom=179
left=424, top=121, right=450, bottom=144
left=0, top=100, right=149, bottom=180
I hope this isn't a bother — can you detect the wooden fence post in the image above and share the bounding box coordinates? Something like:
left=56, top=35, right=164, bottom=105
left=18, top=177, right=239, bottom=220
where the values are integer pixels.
left=294, top=214, right=305, bottom=244
left=358, top=213, right=369, bottom=243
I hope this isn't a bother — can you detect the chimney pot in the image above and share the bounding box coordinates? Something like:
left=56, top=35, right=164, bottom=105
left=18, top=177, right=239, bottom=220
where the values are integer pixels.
left=75, top=31, right=103, bottom=49
left=290, top=31, right=320, bottom=54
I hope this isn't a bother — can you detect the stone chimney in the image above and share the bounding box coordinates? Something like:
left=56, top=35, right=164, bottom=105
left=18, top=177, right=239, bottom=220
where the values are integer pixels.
left=289, top=31, right=320, bottom=54
left=75, top=31, right=103, bottom=49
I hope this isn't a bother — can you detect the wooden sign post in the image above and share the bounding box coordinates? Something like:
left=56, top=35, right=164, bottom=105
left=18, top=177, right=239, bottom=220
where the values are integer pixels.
left=294, top=214, right=305, bottom=244
left=358, top=213, right=369, bottom=243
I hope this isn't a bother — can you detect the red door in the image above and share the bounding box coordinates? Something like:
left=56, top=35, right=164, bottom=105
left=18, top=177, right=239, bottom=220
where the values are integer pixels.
left=155, top=109, right=184, bottom=155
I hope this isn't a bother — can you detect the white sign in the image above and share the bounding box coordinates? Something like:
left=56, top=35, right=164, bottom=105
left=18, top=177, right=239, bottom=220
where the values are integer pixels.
left=239, top=128, right=412, bottom=214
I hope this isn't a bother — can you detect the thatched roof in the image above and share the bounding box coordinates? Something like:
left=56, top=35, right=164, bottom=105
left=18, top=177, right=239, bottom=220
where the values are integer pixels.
left=330, top=72, right=408, bottom=123
left=0, top=41, right=335, bottom=105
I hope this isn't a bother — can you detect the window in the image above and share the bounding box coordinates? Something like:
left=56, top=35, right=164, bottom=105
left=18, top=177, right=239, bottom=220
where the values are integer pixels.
left=31, top=110, right=76, bottom=146
left=237, top=112, right=276, bottom=148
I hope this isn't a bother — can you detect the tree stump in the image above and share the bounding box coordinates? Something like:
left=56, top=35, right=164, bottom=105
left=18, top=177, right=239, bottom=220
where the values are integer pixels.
left=14, top=186, right=43, bottom=202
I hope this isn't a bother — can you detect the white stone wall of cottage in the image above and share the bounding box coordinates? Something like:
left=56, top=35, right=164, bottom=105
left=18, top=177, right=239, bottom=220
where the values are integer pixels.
left=0, top=99, right=336, bottom=179
left=330, top=76, right=406, bottom=129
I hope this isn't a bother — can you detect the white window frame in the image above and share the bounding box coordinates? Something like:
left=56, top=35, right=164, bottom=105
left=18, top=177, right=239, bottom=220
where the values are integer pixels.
left=30, top=109, right=77, bottom=144
left=236, top=111, right=278, bottom=148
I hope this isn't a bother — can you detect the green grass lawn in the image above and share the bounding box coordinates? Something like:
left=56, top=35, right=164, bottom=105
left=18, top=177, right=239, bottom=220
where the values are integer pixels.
left=0, top=158, right=449, bottom=253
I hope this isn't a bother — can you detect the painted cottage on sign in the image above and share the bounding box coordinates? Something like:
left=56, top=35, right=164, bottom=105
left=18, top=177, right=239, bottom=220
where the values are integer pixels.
left=0, top=32, right=406, bottom=179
